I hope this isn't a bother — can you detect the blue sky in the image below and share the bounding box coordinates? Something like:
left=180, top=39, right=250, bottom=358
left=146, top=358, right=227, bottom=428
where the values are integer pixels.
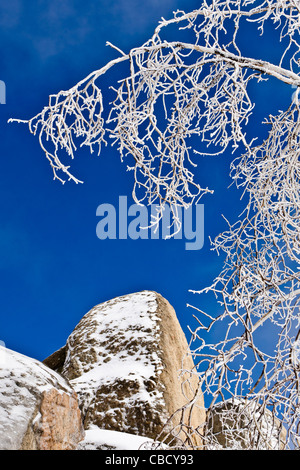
left=0, top=0, right=293, bottom=362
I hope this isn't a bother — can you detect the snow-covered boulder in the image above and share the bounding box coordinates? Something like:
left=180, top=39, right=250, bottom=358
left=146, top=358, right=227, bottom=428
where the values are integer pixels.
left=44, top=291, right=205, bottom=448
left=0, top=345, right=84, bottom=450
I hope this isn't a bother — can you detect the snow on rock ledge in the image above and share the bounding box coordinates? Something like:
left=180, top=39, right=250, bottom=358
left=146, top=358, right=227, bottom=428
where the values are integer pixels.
left=77, top=426, right=164, bottom=450
left=0, top=346, right=84, bottom=450
left=44, top=291, right=206, bottom=448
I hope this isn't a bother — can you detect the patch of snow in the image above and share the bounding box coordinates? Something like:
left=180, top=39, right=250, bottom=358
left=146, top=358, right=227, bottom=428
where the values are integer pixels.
left=77, top=425, right=165, bottom=450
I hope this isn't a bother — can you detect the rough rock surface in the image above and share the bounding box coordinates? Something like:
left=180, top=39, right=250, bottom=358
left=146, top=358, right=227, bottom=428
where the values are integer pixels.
left=0, top=345, right=84, bottom=450
left=44, top=291, right=206, bottom=448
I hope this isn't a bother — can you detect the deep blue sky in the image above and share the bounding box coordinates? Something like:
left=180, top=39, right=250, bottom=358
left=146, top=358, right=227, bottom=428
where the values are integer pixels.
left=0, top=0, right=293, bottom=361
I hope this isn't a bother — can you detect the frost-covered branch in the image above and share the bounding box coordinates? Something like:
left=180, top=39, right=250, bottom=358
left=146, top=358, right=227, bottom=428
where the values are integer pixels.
left=9, top=1, right=300, bottom=215
left=166, top=102, right=300, bottom=449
